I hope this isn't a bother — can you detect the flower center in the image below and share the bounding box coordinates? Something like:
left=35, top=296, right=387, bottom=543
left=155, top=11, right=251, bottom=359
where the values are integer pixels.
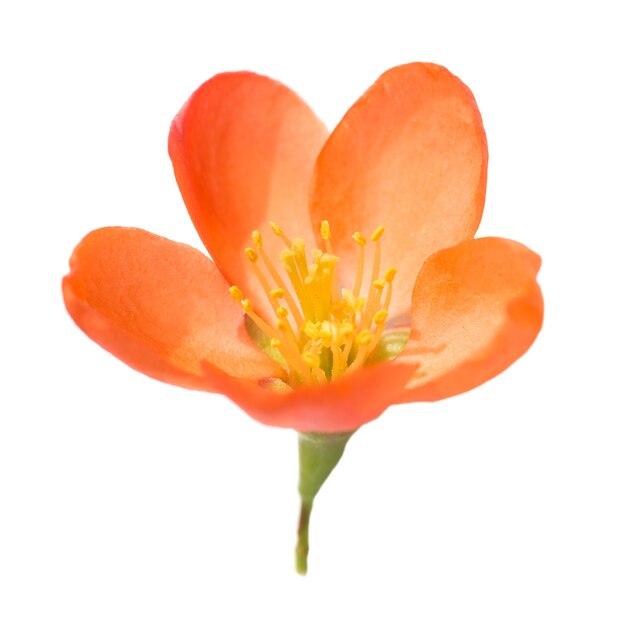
left=229, top=220, right=397, bottom=386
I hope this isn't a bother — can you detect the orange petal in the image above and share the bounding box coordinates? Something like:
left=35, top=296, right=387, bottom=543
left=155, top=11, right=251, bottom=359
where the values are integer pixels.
left=310, top=62, right=488, bottom=315
left=397, top=237, right=543, bottom=402
left=169, top=71, right=328, bottom=310
left=200, top=359, right=417, bottom=433
left=63, top=227, right=282, bottom=391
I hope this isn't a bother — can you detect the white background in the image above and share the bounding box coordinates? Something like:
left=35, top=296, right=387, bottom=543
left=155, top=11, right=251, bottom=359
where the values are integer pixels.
left=1, top=0, right=625, bottom=624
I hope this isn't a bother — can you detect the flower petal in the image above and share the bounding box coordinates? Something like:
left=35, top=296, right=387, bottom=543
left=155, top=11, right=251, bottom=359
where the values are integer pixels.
left=169, top=71, right=328, bottom=308
left=63, top=227, right=282, bottom=391
left=310, top=62, right=488, bottom=315
left=199, top=360, right=417, bottom=433
left=397, top=237, right=543, bottom=402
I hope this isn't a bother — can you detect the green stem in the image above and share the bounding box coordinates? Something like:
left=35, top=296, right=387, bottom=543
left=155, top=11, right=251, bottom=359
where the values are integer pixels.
left=295, top=431, right=353, bottom=575
left=295, top=498, right=313, bottom=575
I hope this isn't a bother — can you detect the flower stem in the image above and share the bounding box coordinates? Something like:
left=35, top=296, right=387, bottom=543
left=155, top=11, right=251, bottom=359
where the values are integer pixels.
left=295, top=498, right=313, bottom=575
left=295, top=431, right=353, bottom=575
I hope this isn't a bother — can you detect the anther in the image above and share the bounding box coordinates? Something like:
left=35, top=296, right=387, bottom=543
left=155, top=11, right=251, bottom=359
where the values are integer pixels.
left=352, top=232, right=367, bottom=247
left=291, top=238, right=306, bottom=254
left=373, top=279, right=386, bottom=290
left=340, top=322, right=354, bottom=337
left=356, top=330, right=374, bottom=346
left=270, top=338, right=281, bottom=349
left=303, top=321, right=319, bottom=339
left=371, top=226, right=385, bottom=241
left=245, top=247, right=258, bottom=262
left=275, top=306, right=289, bottom=318
left=302, top=352, right=321, bottom=368
left=280, top=249, right=296, bottom=271
left=320, top=220, right=331, bottom=240
left=269, top=221, right=283, bottom=236
left=229, top=286, right=243, bottom=302
left=251, top=230, right=263, bottom=248
left=241, top=299, right=253, bottom=313
left=373, top=310, right=388, bottom=325
left=384, top=267, right=397, bottom=283
left=270, top=288, right=285, bottom=298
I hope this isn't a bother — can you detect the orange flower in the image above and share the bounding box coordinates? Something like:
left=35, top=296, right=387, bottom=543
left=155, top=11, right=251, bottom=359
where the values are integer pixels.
left=63, top=63, right=542, bottom=432
left=63, top=63, right=543, bottom=572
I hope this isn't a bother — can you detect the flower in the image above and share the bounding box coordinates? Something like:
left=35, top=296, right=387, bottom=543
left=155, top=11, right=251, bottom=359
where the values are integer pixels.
left=63, top=63, right=543, bottom=573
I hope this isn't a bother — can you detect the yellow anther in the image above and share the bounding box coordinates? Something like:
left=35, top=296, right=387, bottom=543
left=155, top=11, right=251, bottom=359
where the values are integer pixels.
left=270, top=288, right=285, bottom=298
left=320, top=220, right=331, bottom=240
left=302, top=352, right=321, bottom=368
left=229, top=286, right=243, bottom=302
left=373, top=310, right=389, bottom=325
left=275, top=306, right=289, bottom=318
left=373, top=279, right=386, bottom=290
left=356, top=330, right=374, bottom=346
left=303, top=321, right=320, bottom=339
left=341, top=289, right=357, bottom=310
left=352, top=231, right=367, bottom=247
left=245, top=247, right=258, bottom=262
left=251, top=230, right=263, bottom=248
left=270, top=338, right=281, bottom=349
left=319, top=321, right=333, bottom=342
left=320, top=253, right=338, bottom=267
left=280, top=249, right=296, bottom=270
left=241, top=298, right=253, bottom=313
left=291, top=238, right=306, bottom=253
left=269, top=221, right=283, bottom=236
left=371, top=226, right=385, bottom=241
left=340, top=322, right=354, bottom=337
left=384, top=267, right=398, bottom=283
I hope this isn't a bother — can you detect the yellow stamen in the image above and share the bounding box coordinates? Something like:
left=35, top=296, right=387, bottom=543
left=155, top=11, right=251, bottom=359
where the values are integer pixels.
left=302, top=351, right=320, bottom=369
left=238, top=220, right=398, bottom=385
left=320, top=220, right=331, bottom=241
left=258, top=247, right=304, bottom=327
left=385, top=267, right=397, bottom=283
left=356, top=330, right=374, bottom=346
left=245, top=247, right=258, bottom=263
left=352, top=232, right=366, bottom=247
left=270, top=221, right=292, bottom=247
left=371, top=225, right=385, bottom=241
left=251, top=230, right=263, bottom=248
left=229, top=285, right=243, bottom=302
left=373, top=310, right=388, bottom=325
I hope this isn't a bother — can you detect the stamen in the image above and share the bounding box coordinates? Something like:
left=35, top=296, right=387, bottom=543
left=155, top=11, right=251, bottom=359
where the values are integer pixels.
left=385, top=267, right=397, bottom=283
left=229, top=285, right=243, bottom=302
left=373, top=310, right=388, bottom=325
left=251, top=230, right=263, bottom=249
left=258, top=247, right=304, bottom=327
left=320, top=220, right=331, bottom=241
left=270, top=221, right=292, bottom=247
left=371, top=226, right=385, bottom=241
left=352, top=232, right=366, bottom=298
left=238, top=220, right=397, bottom=386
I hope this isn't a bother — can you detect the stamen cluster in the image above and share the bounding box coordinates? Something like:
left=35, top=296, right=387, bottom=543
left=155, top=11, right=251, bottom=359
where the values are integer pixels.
left=229, top=220, right=397, bottom=386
